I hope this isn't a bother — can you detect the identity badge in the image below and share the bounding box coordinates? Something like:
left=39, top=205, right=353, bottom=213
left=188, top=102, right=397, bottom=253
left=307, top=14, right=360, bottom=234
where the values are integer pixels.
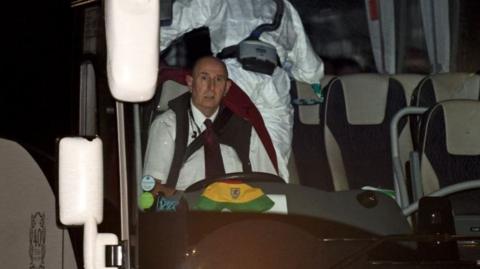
left=141, top=175, right=156, bottom=192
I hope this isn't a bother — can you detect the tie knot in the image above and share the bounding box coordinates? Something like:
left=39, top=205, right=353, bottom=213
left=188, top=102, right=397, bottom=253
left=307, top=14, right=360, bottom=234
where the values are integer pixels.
left=204, top=119, right=213, bottom=128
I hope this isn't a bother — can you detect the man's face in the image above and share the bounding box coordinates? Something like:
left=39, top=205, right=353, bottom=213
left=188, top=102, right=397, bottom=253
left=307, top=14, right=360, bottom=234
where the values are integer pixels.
left=186, top=58, right=231, bottom=117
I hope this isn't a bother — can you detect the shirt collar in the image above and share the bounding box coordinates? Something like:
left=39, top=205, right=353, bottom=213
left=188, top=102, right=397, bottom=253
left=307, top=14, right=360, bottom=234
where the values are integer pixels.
left=190, top=100, right=219, bottom=128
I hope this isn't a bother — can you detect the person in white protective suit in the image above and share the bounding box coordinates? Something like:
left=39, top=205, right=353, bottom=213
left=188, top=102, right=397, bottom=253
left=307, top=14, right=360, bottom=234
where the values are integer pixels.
left=160, top=0, right=324, bottom=181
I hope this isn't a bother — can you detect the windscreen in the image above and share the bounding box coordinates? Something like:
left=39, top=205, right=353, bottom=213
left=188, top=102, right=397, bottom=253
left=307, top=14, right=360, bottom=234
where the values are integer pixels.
left=126, top=1, right=480, bottom=268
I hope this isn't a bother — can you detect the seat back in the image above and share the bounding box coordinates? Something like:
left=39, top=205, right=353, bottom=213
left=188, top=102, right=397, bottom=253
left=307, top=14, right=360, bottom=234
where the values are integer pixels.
left=294, top=75, right=335, bottom=125
left=412, top=73, right=480, bottom=107
left=392, top=74, right=425, bottom=104
left=0, top=138, right=77, bottom=269
left=418, top=100, right=480, bottom=215
left=411, top=73, right=480, bottom=146
left=291, top=75, right=335, bottom=189
left=144, top=68, right=191, bottom=125
left=156, top=80, right=190, bottom=113
left=323, top=74, right=412, bottom=191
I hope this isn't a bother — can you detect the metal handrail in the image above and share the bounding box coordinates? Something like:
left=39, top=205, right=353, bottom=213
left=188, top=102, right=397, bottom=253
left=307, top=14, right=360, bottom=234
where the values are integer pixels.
left=403, top=179, right=480, bottom=216
left=389, top=106, right=428, bottom=208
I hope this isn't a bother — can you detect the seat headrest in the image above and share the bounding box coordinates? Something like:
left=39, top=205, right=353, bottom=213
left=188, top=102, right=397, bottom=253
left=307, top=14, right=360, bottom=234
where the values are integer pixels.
left=392, top=74, right=424, bottom=103
left=441, top=100, right=480, bottom=155
left=157, top=80, right=189, bottom=112
left=430, top=73, right=480, bottom=101
left=334, top=74, right=391, bottom=125
left=296, top=75, right=334, bottom=125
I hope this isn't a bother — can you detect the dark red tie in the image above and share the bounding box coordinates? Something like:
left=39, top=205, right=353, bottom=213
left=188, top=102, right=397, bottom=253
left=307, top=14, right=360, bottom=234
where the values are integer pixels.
left=203, top=119, right=225, bottom=178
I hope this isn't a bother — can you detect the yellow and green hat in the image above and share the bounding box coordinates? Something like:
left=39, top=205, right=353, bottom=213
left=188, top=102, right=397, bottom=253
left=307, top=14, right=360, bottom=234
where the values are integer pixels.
left=195, top=180, right=274, bottom=212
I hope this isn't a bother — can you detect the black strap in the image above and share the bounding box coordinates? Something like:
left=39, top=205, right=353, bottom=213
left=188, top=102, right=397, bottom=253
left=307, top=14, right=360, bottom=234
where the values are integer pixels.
left=217, top=45, right=238, bottom=59
left=166, top=106, right=244, bottom=187
left=182, top=108, right=234, bottom=168
left=165, top=94, right=190, bottom=188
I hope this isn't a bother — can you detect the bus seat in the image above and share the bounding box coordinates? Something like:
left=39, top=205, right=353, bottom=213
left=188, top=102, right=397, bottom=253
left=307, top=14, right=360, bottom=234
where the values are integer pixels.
left=392, top=74, right=425, bottom=104
left=419, top=100, right=480, bottom=194
left=146, top=68, right=190, bottom=123
left=412, top=73, right=480, bottom=107
left=323, top=74, right=412, bottom=191
left=0, top=138, right=77, bottom=269
left=286, top=152, right=300, bottom=184
left=157, top=80, right=189, bottom=112
left=291, top=75, right=334, bottom=189
left=295, top=75, right=334, bottom=125
left=411, top=73, right=480, bottom=146
left=415, top=100, right=480, bottom=235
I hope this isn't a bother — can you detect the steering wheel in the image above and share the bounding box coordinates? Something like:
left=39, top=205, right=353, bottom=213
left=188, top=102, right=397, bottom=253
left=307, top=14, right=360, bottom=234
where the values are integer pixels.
left=184, top=172, right=286, bottom=192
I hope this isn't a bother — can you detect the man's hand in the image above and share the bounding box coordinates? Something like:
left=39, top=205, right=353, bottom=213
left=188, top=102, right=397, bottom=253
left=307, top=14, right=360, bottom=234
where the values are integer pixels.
left=152, top=180, right=176, bottom=197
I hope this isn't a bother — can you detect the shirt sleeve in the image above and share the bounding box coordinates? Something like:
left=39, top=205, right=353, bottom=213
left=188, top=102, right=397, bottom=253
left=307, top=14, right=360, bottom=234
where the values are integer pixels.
left=143, top=111, right=177, bottom=184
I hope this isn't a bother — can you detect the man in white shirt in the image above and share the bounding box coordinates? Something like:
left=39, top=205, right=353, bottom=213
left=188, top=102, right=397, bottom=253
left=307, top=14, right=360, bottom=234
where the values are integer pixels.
left=143, top=56, right=280, bottom=192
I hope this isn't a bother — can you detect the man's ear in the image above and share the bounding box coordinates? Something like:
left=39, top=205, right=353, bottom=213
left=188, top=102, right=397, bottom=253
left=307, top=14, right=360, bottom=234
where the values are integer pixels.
left=186, top=74, right=193, bottom=90
left=224, top=80, right=232, bottom=95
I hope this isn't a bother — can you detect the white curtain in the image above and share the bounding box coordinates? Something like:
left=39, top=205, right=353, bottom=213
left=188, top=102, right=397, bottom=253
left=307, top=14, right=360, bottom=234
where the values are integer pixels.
left=420, top=0, right=450, bottom=73
left=365, top=0, right=396, bottom=74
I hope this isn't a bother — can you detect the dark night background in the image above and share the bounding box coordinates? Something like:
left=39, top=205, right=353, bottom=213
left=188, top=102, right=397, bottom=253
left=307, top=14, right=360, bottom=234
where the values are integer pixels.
left=2, top=1, right=74, bottom=160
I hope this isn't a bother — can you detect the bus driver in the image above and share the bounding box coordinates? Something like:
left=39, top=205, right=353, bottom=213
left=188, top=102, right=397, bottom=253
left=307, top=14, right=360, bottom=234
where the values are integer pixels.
left=143, top=56, right=280, bottom=194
